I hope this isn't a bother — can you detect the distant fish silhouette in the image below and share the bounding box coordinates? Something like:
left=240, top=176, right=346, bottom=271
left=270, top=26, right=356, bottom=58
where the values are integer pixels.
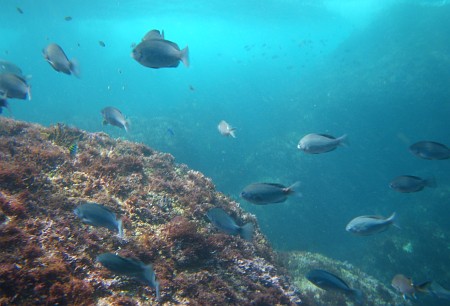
left=167, top=128, right=175, bottom=136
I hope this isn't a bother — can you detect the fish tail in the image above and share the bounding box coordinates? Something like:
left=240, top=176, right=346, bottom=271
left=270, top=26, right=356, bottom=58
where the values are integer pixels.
left=124, top=121, right=130, bottom=133
left=27, top=85, right=32, bottom=101
left=229, top=128, right=236, bottom=138
left=239, top=222, right=254, bottom=242
left=180, top=46, right=190, bottom=67
left=387, top=212, right=401, bottom=229
left=415, top=280, right=433, bottom=293
left=287, top=181, right=302, bottom=198
left=425, top=176, right=437, bottom=188
left=117, top=219, right=124, bottom=238
left=70, top=58, right=81, bottom=78
left=352, top=288, right=363, bottom=304
left=338, top=134, right=349, bottom=147
left=143, top=264, right=160, bottom=300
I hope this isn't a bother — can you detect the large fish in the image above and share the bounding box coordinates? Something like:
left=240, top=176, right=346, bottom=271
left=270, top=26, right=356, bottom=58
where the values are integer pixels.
left=346, top=212, right=397, bottom=236
left=206, top=207, right=253, bottom=241
left=101, top=107, right=129, bottom=132
left=389, top=175, right=436, bottom=193
left=0, top=73, right=31, bottom=100
left=43, top=43, right=80, bottom=77
left=240, top=182, right=301, bottom=205
left=297, top=133, right=347, bottom=154
left=97, top=253, right=160, bottom=300
left=391, top=274, right=432, bottom=300
left=74, top=202, right=123, bottom=237
left=306, top=269, right=362, bottom=300
left=409, top=141, right=450, bottom=160
left=131, top=29, right=189, bottom=69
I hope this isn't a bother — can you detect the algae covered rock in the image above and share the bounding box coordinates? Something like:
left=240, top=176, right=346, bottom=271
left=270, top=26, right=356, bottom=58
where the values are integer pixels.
left=0, top=118, right=301, bottom=305
left=280, top=251, right=409, bottom=306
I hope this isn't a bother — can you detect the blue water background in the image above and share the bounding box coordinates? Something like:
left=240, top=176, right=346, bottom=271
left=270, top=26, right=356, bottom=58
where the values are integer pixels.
left=2, top=0, right=450, bottom=296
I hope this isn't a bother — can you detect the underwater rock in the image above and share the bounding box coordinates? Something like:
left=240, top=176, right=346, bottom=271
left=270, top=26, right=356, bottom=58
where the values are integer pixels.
left=0, top=117, right=301, bottom=305
left=279, top=251, right=410, bottom=306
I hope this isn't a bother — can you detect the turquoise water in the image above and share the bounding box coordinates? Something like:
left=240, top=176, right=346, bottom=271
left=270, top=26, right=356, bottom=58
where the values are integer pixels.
left=2, top=0, right=450, bottom=301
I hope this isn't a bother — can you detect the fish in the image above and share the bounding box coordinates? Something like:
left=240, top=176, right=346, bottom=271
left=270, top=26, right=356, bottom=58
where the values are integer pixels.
left=306, top=269, right=362, bottom=300
left=68, top=142, right=78, bottom=158
left=0, top=60, right=24, bottom=77
left=206, top=207, right=253, bottom=241
left=0, top=73, right=31, bottom=100
left=391, top=274, right=432, bottom=300
left=346, top=212, right=397, bottom=236
left=240, top=182, right=301, bottom=205
left=64, top=16, right=72, bottom=21
left=74, top=202, right=123, bottom=237
left=16, top=7, right=23, bottom=14
left=99, top=40, right=106, bottom=47
left=409, top=141, right=450, bottom=160
left=97, top=253, right=160, bottom=300
left=389, top=175, right=437, bottom=193
left=43, top=43, right=80, bottom=77
left=217, top=120, right=236, bottom=138
left=167, top=128, right=175, bottom=136
left=101, top=107, right=129, bottom=132
left=131, top=30, right=189, bottom=69
left=297, top=133, right=348, bottom=154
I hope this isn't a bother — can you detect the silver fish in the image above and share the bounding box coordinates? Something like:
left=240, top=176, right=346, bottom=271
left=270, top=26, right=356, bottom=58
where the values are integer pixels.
left=217, top=120, right=236, bottom=138
left=240, top=182, right=301, bottom=205
left=389, top=175, right=436, bottom=193
left=346, top=212, right=396, bottom=236
left=306, top=269, right=362, bottom=300
left=131, top=30, right=189, bottom=69
left=409, top=141, right=450, bottom=160
left=74, top=202, right=123, bottom=237
left=297, top=133, right=347, bottom=154
left=97, top=253, right=160, bottom=300
left=43, top=43, right=80, bottom=77
left=0, top=73, right=31, bottom=100
left=101, top=106, right=129, bottom=132
left=206, top=207, right=253, bottom=241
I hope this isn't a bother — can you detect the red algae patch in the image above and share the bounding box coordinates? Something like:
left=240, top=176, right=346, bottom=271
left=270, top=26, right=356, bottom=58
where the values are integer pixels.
left=0, top=118, right=301, bottom=305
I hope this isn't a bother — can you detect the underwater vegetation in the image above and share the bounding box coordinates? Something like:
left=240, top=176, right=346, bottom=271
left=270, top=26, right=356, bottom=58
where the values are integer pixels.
left=0, top=117, right=301, bottom=305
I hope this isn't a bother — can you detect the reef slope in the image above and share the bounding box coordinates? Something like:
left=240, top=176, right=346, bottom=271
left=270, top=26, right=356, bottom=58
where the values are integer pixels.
left=0, top=118, right=300, bottom=305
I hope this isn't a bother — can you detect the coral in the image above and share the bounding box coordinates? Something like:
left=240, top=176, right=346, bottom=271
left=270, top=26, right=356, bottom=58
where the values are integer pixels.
left=0, top=117, right=302, bottom=305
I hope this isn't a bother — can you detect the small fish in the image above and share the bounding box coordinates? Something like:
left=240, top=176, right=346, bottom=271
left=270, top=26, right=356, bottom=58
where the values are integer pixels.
left=131, top=29, right=189, bottom=69
left=240, top=182, right=301, bottom=205
left=346, top=212, right=397, bottom=236
left=206, top=207, right=253, bottom=241
left=298, top=133, right=348, bottom=154
left=43, top=43, right=80, bottom=77
left=101, top=107, right=129, bottom=132
left=167, top=128, right=175, bottom=136
left=99, top=40, right=106, bottom=47
left=64, top=16, right=72, bottom=21
left=0, top=73, right=31, bottom=100
left=217, top=120, right=236, bottom=138
left=189, top=85, right=195, bottom=91
left=97, top=253, right=160, bottom=300
left=391, top=274, right=432, bottom=300
left=306, top=269, right=362, bottom=300
left=68, top=142, right=78, bottom=157
left=409, top=141, right=450, bottom=160
left=16, top=7, right=23, bottom=14
left=389, top=175, right=436, bottom=193
left=74, top=202, right=123, bottom=237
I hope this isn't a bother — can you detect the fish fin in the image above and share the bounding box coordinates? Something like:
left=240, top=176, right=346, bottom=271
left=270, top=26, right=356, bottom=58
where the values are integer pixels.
left=387, top=212, right=401, bottom=229
left=161, top=29, right=165, bottom=39
left=27, top=85, right=32, bottom=101
left=338, top=134, right=349, bottom=147
left=124, top=121, right=130, bottom=133
left=70, top=58, right=80, bottom=78
left=239, top=222, right=254, bottom=241
left=229, top=129, right=236, bottom=138
left=143, top=264, right=160, bottom=300
left=102, top=119, right=108, bottom=126
left=117, top=219, right=124, bottom=238
left=180, top=46, right=189, bottom=67
left=415, top=280, right=433, bottom=293
left=425, top=176, right=437, bottom=188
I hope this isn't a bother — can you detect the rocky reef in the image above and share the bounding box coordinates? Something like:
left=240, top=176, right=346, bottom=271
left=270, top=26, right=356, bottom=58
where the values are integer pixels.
left=0, top=118, right=301, bottom=305
left=279, top=251, right=408, bottom=306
